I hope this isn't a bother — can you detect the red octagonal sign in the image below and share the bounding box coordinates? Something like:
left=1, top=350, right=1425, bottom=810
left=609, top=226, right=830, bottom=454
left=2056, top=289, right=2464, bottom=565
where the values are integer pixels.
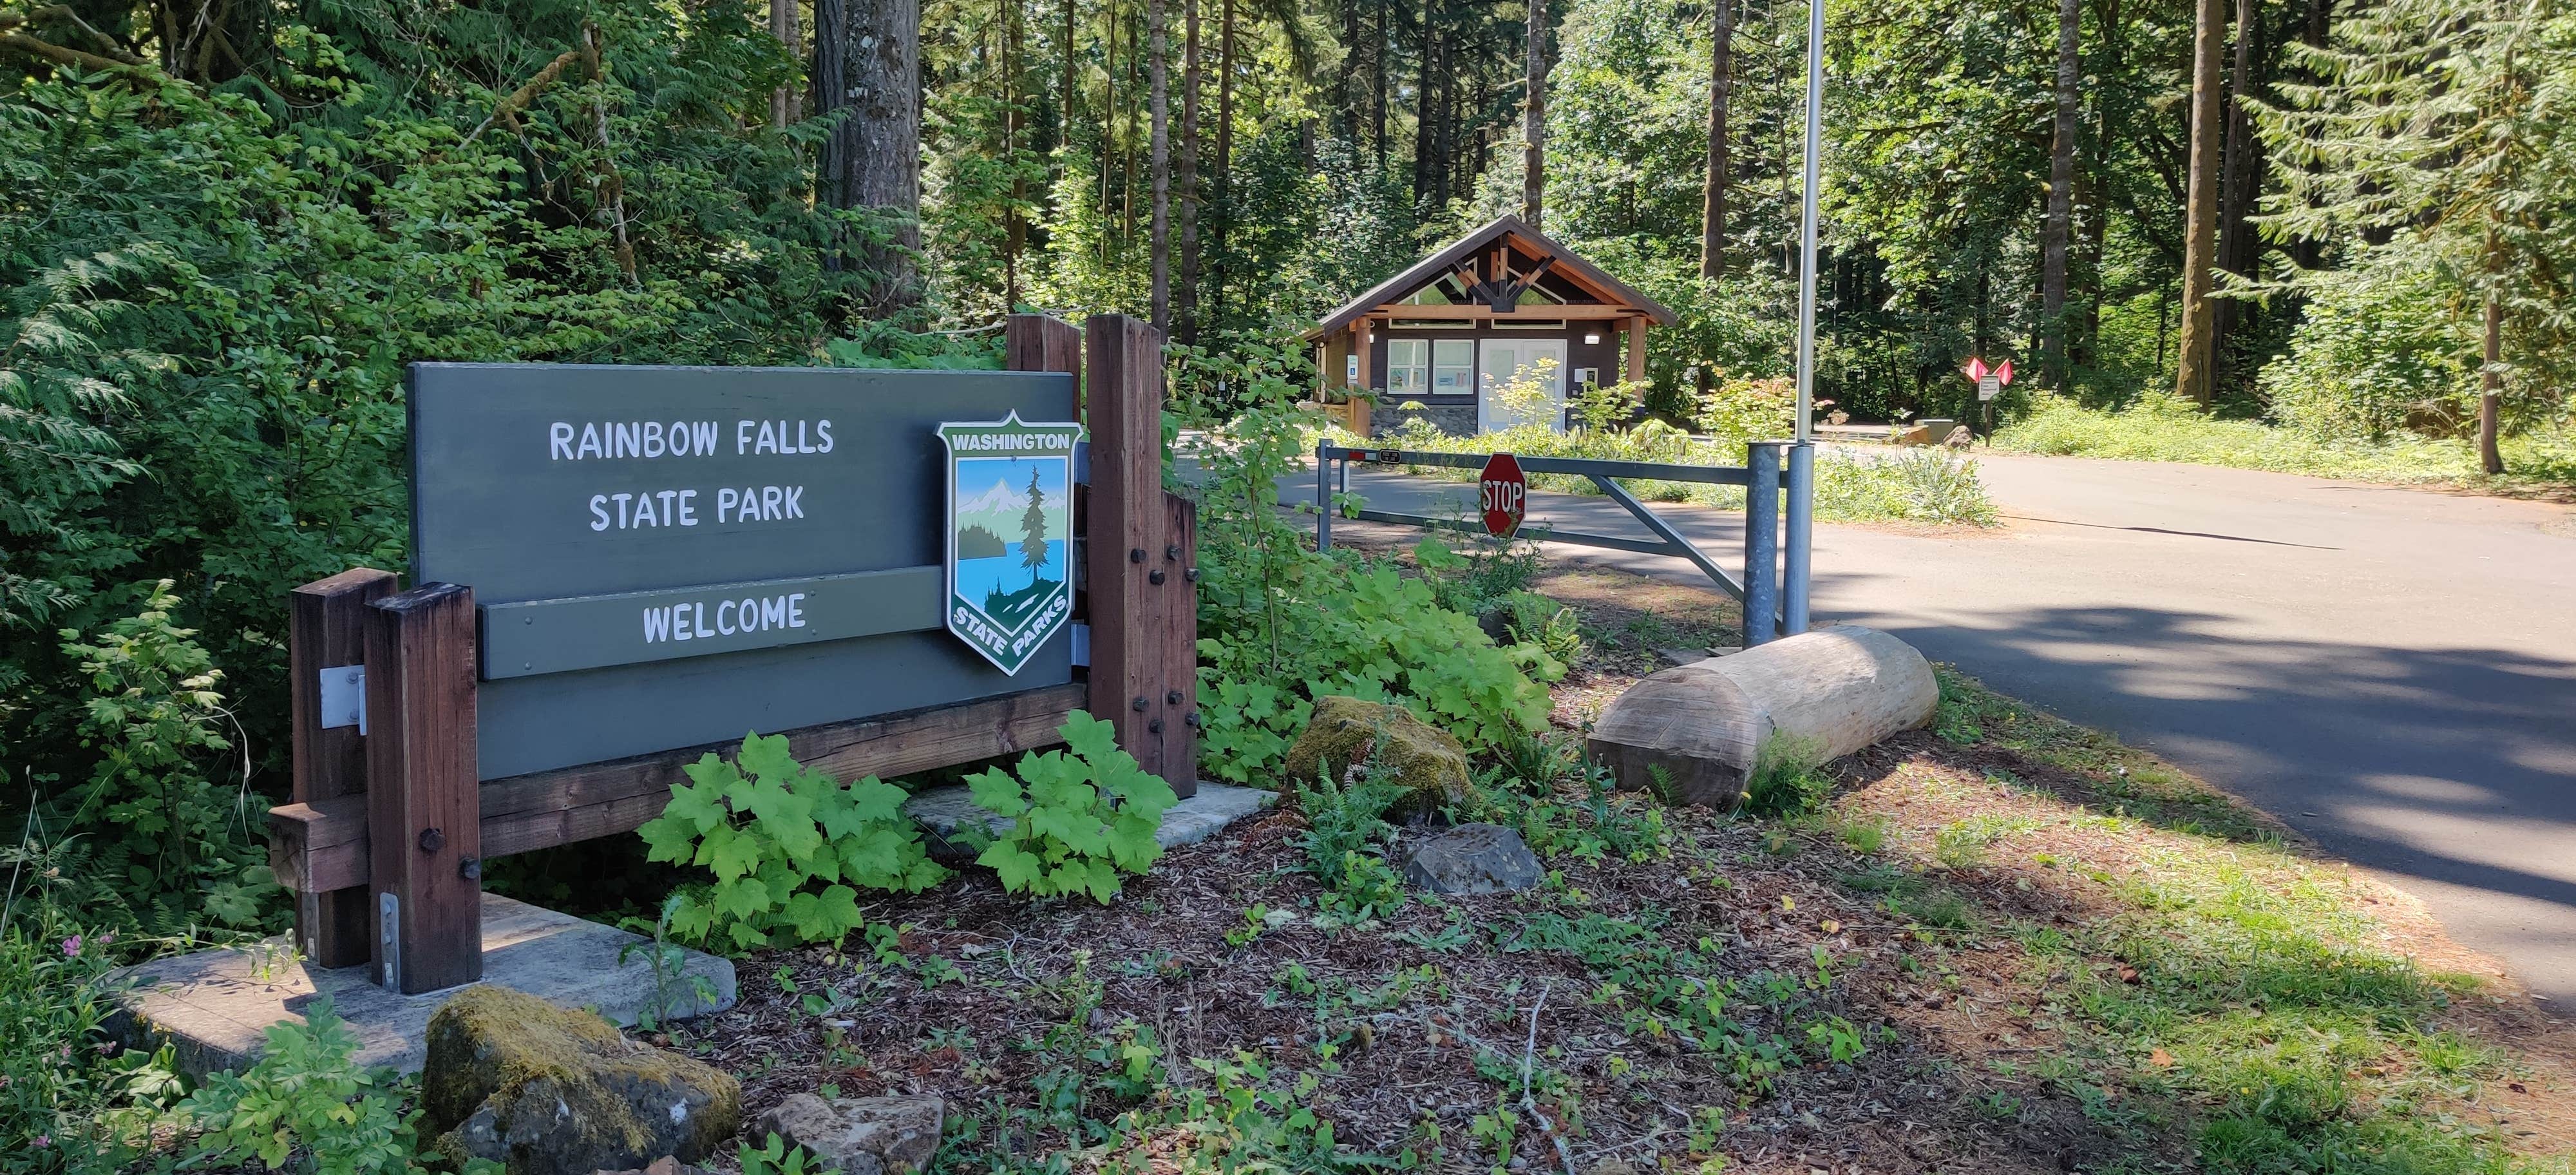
left=1479, top=452, right=1528, bottom=537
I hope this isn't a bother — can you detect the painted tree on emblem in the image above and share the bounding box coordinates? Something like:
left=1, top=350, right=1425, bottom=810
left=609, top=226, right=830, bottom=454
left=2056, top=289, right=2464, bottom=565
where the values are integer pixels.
left=1019, top=468, right=1050, bottom=587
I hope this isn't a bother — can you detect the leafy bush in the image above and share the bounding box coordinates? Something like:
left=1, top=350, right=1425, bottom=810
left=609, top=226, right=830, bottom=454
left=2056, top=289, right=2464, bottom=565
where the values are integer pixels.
left=1186, top=376, right=1555, bottom=785
left=1495, top=591, right=1587, bottom=670
left=963, top=712, right=1178, bottom=902
left=40, top=581, right=273, bottom=932
left=0, top=923, right=172, bottom=1174
left=1695, top=374, right=1797, bottom=443
left=181, top=999, right=424, bottom=1175
left=2, top=3, right=884, bottom=935
left=1288, top=765, right=1403, bottom=889
left=638, top=733, right=947, bottom=951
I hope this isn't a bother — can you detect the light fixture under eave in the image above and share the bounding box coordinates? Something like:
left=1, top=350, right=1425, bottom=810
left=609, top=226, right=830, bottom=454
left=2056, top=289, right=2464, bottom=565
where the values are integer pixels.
left=1583, top=332, right=1602, bottom=345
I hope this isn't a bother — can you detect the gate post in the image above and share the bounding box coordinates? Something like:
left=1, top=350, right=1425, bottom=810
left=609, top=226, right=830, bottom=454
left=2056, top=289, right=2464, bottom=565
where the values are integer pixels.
left=1083, top=314, right=1197, bottom=794
left=1745, top=442, right=1781, bottom=646
left=287, top=568, right=395, bottom=970
left=365, top=582, right=482, bottom=994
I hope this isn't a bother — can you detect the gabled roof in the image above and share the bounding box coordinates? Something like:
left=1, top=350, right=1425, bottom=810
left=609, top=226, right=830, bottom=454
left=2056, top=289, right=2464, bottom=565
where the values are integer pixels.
left=1305, top=215, right=1680, bottom=339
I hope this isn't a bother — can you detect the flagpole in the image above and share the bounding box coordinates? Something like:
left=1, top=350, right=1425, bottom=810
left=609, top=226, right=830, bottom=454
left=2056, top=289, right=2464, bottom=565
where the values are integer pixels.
left=1784, top=0, right=1824, bottom=635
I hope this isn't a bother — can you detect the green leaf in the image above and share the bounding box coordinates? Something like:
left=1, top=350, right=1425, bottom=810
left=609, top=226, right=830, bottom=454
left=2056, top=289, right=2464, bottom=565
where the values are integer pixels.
left=978, top=842, right=1045, bottom=892
left=964, top=766, right=1025, bottom=815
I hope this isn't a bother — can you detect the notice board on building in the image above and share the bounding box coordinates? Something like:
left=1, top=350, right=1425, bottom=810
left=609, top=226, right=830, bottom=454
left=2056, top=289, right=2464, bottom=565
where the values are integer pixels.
left=407, top=363, right=1080, bottom=781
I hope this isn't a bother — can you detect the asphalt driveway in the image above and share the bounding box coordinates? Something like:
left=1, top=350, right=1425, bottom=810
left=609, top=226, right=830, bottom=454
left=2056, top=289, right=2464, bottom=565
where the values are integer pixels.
left=1276, top=452, right=2576, bottom=1007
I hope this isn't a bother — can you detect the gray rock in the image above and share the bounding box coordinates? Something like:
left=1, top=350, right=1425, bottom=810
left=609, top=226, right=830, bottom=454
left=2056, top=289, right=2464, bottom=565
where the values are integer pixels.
left=422, top=986, right=739, bottom=1174
left=1398, top=823, right=1544, bottom=893
left=752, top=1093, right=945, bottom=1175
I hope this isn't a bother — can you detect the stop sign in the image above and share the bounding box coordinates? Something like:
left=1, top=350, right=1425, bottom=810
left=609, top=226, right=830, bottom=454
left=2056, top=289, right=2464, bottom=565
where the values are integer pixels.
left=1479, top=452, right=1527, bottom=537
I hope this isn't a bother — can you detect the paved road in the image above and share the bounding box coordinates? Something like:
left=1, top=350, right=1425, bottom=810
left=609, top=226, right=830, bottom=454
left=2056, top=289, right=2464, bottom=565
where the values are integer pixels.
left=1282, top=453, right=2576, bottom=1006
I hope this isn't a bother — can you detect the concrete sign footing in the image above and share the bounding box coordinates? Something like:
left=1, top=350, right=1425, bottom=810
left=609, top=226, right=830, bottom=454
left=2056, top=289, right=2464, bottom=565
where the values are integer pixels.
left=111, top=896, right=736, bottom=1078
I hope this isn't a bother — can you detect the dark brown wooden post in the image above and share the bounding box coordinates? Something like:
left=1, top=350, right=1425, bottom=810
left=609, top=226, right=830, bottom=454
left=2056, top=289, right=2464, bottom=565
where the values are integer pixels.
left=1084, top=314, right=1195, bottom=795
left=1159, top=492, right=1200, bottom=782
left=287, top=568, right=397, bottom=970
left=364, top=582, right=482, bottom=993
left=1006, top=313, right=1084, bottom=394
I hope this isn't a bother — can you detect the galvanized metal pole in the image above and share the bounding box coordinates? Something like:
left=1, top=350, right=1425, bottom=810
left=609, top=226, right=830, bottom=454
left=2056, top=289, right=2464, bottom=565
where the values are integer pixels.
left=1783, top=441, right=1812, bottom=633
left=1315, top=443, right=1333, bottom=551
left=1745, top=442, right=1779, bottom=645
left=1786, top=0, right=1824, bottom=633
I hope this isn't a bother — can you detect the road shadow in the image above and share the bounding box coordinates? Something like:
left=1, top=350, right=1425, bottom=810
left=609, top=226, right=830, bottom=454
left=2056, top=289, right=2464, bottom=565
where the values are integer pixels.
left=1819, top=575, right=2576, bottom=992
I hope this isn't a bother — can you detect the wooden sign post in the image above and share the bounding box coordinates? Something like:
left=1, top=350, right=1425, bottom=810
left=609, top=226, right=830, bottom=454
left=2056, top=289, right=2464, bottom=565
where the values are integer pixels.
left=272, top=314, right=1198, bottom=995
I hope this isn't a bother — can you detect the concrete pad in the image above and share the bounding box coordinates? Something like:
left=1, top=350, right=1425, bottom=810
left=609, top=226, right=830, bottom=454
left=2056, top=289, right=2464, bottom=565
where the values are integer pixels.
left=115, top=895, right=735, bottom=1077
left=907, top=779, right=1276, bottom=857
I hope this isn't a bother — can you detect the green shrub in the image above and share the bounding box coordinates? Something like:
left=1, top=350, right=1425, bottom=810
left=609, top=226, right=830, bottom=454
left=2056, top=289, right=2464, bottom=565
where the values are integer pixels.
left=637, top=732, right=947, bottom=951
left=182, top=999, right=426, bottom=1175
left=1496, top=591, right=1587, bottom=671
left=41, top=581, right=274, bottom=932
left=0, top=922, right=173, bottom=1174
left=1741, top=734, right=1832, bottom=818
left=1289, top=769, right=1403, bottom=889
left=963, top=712, right=1178, bottom=902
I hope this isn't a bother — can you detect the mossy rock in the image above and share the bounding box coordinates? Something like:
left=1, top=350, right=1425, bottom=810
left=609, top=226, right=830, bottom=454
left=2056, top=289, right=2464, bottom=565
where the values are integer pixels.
left=1281, top=695, right=1470, bottom=814
left=423, top=986, right=740, bottom=1175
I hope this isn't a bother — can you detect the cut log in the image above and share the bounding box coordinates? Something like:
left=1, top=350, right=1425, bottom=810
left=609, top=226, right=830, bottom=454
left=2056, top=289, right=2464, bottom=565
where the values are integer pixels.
left=1586, top=626, right=1938, bottom=807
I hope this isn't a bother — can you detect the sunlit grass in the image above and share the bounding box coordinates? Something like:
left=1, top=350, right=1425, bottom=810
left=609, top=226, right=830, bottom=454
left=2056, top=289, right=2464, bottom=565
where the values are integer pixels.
left=1995, top=394, right=2576, bottom=493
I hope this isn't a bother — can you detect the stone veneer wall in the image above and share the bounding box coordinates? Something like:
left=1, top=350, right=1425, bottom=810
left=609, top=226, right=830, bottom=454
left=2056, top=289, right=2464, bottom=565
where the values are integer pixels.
left=1370, top=402, right=1479, bottom=438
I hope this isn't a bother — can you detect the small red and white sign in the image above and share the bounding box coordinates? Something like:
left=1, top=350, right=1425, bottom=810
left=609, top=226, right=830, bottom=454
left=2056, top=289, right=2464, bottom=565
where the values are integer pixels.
left=1964, top=358, right=2014, bottom=401
left=1479, top=452, right=1527, bottom=537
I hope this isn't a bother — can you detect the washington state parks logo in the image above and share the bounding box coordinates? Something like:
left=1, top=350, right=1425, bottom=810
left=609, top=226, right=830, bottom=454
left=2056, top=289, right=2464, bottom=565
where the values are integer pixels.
left=938, top=413, right=1083, bottom=674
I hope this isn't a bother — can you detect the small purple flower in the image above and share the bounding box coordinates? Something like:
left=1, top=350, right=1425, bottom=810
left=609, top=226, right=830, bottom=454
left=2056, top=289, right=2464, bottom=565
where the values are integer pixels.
left=31, top=1134, right=48, bottom=1148
left=97, top=931, right=115, bottom=946
left=60, top=935, right=80, bottom=957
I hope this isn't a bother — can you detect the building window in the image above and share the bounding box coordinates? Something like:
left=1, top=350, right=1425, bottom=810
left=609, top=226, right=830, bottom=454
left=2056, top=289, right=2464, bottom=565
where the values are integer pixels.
left=1432, top=339, right=1474, bottom=394
left=1386, top=339, right=1429, bottom=394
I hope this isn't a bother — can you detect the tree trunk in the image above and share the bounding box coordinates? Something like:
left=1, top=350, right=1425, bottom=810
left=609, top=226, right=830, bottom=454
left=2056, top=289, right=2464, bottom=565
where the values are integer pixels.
left=1005, top=0, right=1025, bottom=309
left=2172, top=0, right=2226, bottom=405
left=2039, top=0, right=2079, bottom=388
left=1413, top=0, right=1435, bottom=207
left=2213, top=0, right=2262, bottom=361
left=1148, top=0, right=1170, bottom=330
left=1064, top=0, right=1078, bottom=160
left=1521, top=0, right=1548, bottom=229
left=1213, top=0, right=1235, bottom=325
left=1373, top=0, right=1388, bottom=170
left=1179, top=0, right=1200, bottom=341
left=2480, top=228, right=2505, bottom=474
left=1698, top=0, right=1735, bottom=280
left=772, top=0, right=800, bottom=128
left=1340, top=0, right=1363, bottom=141
left=818, top=0, right=920, bottom=313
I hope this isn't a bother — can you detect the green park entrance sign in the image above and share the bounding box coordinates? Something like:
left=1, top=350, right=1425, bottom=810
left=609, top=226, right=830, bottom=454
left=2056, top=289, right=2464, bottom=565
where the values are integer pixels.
left=408, top=363, right=1079, bottom=781
left=938, top=414, right=1084, bottom=675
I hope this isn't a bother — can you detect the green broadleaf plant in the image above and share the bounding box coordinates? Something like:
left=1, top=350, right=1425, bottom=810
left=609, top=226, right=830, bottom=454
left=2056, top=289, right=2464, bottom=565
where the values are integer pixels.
left=963, top=712, right=1179, bottom=903
left=637, top=732, right=947, bottom=951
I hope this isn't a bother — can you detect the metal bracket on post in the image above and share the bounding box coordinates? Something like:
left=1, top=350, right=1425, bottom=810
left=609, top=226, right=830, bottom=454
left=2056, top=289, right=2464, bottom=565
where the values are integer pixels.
left=317, top=665, right=366, bottom=735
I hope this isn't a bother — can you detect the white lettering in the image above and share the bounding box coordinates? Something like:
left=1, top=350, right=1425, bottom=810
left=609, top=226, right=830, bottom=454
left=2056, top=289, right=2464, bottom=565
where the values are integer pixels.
left=578, top=425, right=604, bottom=459
left=782, top=485, right=804, bottom=518
left=643, top=607, right=673, bottom=642
left=692, top=421, right=717, bottom=455
left=787, top=593, right=806, bottom=627
left=589, top=495, right=609, bottom=531
left=613, top=422, right=638, bottom=459
left=676, top=489, right=697, bottom=526
left=755, top=421, right=780, bottom=455
left=715, top=600, right=737, bottom=635
left=551, top=422, right=575, bottom=460
left=736, top=419, right=755, bottom=454
left=760, top=596, right=786, bottom=627
left=692, top=602, right=713, bottom=639
left=643, top=421, right=666, bottom=458
left=816, top=419, right=833, bottom=454
left=611, top=492, right=634, bottom=527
